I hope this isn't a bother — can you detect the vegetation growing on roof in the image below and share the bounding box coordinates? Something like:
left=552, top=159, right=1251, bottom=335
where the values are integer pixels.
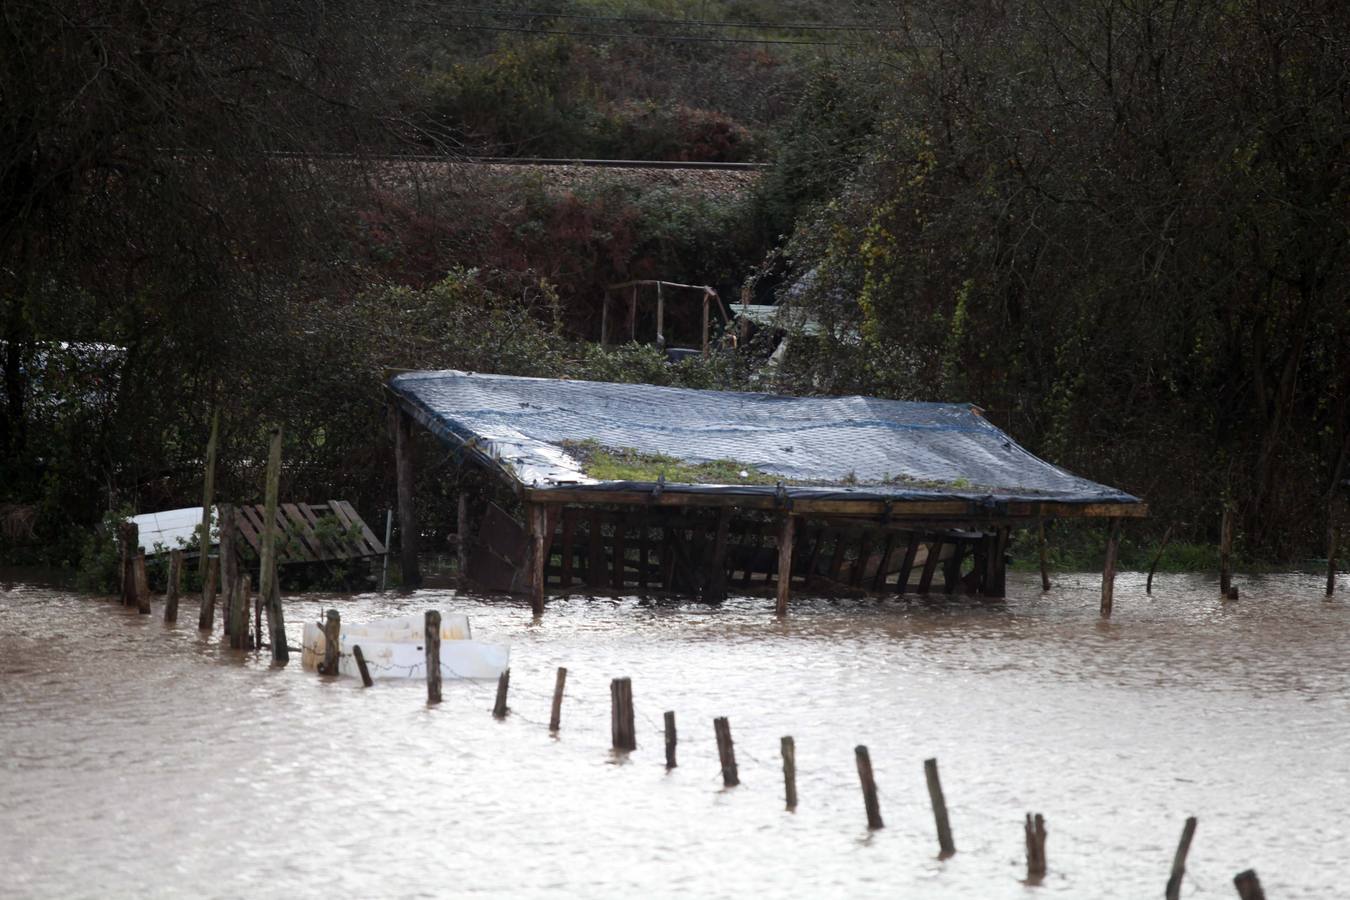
left=562, top=439, right=779, bottom=485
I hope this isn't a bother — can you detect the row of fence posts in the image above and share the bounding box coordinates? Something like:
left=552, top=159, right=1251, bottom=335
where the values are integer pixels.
left=311, top=606, right=1269, bottom=897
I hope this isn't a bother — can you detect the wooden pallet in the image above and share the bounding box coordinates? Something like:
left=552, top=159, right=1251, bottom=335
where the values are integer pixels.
left=230, top=500, right=385, bottom=565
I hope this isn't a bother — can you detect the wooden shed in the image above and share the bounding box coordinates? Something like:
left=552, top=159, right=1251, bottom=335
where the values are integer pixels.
left=386, top=371, right=1145, bottom=615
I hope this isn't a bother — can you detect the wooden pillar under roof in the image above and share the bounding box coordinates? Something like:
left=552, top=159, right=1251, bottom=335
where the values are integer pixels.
left=775, top=515, right=796, bottom=616
left=391, top=404, right=421, bottom=590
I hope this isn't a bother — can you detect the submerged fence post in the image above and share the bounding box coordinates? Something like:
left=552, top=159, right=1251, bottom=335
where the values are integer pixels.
left=1219, top=504, right=1234, bottom=597
left=118, top=521, right=139, bottom=606
left=611, top=677, right=635, bottom=751
left=321, top=609, right=340, bottom=674
left=219, top=505, right=236, bottom=635
left=493, top=668, right=511, bottom=719
left=781, top=736, right=797, bottom=810
left=1233, top=869, right=1266, bottom=900
left=664, top=711, right=677, bottom=769
left=266, top=560, right=287, bottom=663
left=1165, top=816, right=1197, bottom=900
left=198, top=555, right=218, bottom=631
left=257, top=426, right=286, bottom=663
left=1101, top=518, right=1121, bottom=617
left=425, top=610, right=441, bottom=703
left=855, top=746, right=883, bottom=830
left=549, top=666, right=567, bottom=732
left=1328, top=525, right=1341, bottom=596
left=1038, top=520, right=1051, bottom=591
left=776, top=515, right=796, bottom=616
left=714, top=717, right=739, bottom=787
left=924, top=757, right=956, bottom=856
left=1025, top=813, right=1047, bottom=881
left=352, top=644, right=373, bottom=687
left=134, top=553, right=151, bottom=615
left=230, top=575, right=251, bottom=648
left=1147, top=524, right=1174, bottom=594
left=163, top=549, right=183, bottom=623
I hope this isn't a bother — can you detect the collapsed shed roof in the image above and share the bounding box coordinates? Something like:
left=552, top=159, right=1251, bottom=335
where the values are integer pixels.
left=387, top=371, right=1142, bottom=515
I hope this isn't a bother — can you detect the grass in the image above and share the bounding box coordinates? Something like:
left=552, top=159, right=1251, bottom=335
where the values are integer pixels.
left=562, top=439, right=780, bottom=485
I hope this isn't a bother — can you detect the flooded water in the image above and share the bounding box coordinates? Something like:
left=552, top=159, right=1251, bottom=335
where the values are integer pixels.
left=2, top=571, right=1348, bottom=898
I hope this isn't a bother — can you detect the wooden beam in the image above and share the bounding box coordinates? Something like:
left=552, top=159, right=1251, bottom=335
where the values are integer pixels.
left=1101, top=518, right=1122, bottom=617
left=392, top=406, right=421, bottom=589
left=775, top=515, right=796, bottom=616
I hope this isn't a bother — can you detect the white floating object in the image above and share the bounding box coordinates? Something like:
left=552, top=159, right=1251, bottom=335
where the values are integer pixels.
left=300, top=614, right=508, bottom=681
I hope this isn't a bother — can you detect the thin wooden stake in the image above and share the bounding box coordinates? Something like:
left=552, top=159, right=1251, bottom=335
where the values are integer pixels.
left=198, top=555, right=218, bottom=631
left=664, top=711, right=677, bottom=769
left=266, top=560, right=287, bottom=663
left=1220, top=504, right=1234, bottom=597
left=197, top=409, right=218, bottom=579
left=425, top=610, right=441, bottom=703
left=1165, top=816, right=1197, bottom=900
left=924, top=757, right=955, bottom=856
left=714, top=717, right=739, bottom=787
left=219, top=505, right=236, bottom=633
left=1233, top=869, right=1266, bottom=900
left=1147, top=524, right=1175, bottom=594
left=118, top=521, right=138, bottom=606
left=781, top=736, right=797, bottom=810
left=1038, top=520, right=1051, bottom=591
left=1025, top=813, right=1047, bottom=880
left=855, top=745, right=883, bottom=829
left=163, top=549, right=183, bottom=623
left=134, top=553, right=151, bottom=615
left=611, top=677, right=635, bottom=751
left=457, top=494, right=470, bottom=577
left=1328, top=525, right=1341, bottom=596
left=257, top=426, right=282, bottom=625
left=1101, top=518, right=1121, bottom=617
left=775, top=515, right=796, bottom=616
left=320, top=609, right=340, bottom=674
left=352, top=645, right=373, bottom=687
left=549, top=666, right=567, bottom=731
left=493, top=668, right=511, bottom=719
left=393, top=406, right=421, bottom=589
left=230, top=575, right=251, bottom=648
left=528, top=503, right=546, bottom=615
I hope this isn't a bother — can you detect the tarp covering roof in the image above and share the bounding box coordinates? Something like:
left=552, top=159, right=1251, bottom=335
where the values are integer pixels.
left=388, top=371, right=1140, bottom=505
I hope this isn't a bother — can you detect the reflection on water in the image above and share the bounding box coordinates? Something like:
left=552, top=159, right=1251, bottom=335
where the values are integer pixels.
left=2, top=571, right=1348, bottom=898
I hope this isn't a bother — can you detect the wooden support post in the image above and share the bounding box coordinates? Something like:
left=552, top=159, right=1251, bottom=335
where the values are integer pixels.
left=1233, top=870, right=1266, bottom=900
left=527, top=503, right=546, bottom=615
left=896, top=532, right=920, bottom=593
left=638, top=514, right=650, bottom=589
left=1165, top=816, right=1197, bottom=900
left=197, top=409, right=218, bottom=579
left=219, top=505, right=236, bottom=632
left=1147, top=524, right=1174, bottom=594
left=1220, top=504, right=1234, bottom=597
left=198, top=555, right=218, bottom=631
left=163, top=549, right=183, bottom=623
left=918, top=540, right=942, bottom=594
left=258, top=426, right=282, bottom=620
left=855, top=745, right=883, bottom=829
left=493, top=668, right=510, bottom=719
left=118, top=521, right=138, bottom=605
left=230, top=575, right=251, bottom=648
left=775, top=515, right=796, bottom=616
left=655, top=281, right=665, bottom=347
left=742, top=528, right=763, bottom=586
left=989, top=527, right=1009, bottom=597
left=850, top=533, right=871, bottom=588
left=549, top=666, right=567, bottom=731
left=266, top=559, right=287, bottom=663
left=1038, top=520, right=1051, bottom=591
left=254, top=582, right=262, bottom=651
left=1101, top=518, right=1122, bottom=617
left=714, top=716, right=739, bottom=787
left=1328, top=525, right=1341, bottom=596
left=392, top=406, right=421, bottom=590
left=611, top=677, right=635, bottom=751
left=705, top=508, right=731, bottom=603
left=942, top=539, right=968, bottom=594
left=872, top=533, right=896, bottom=592
left=781, top=736, right=797, bottom=810
left=611, top=516, right=626, bottom=590
left=457, top=494, right=470, bottom=577
left=134, top=553, right=151, bottom=615
left=924, top=757, right=956, bottom=856
left=664, top=710, right=677, bottom=769
left=352, top=645, right=373, bottom=686
left=321, top=609, right=340, bottom=674
left=1025, top=813, right=1047, bottom=881
left=425, top=610, right=441, bottom=703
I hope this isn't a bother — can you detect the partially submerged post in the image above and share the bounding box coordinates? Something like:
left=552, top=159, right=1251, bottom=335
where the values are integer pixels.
left=611, top=677, right=635, bottom=751
left=352, top=644, right=374, bottom=687
left=197, top=409, right=218, bottom=579
left=392, top=405, right=422, bottom=589
left=265, top=560, right=288, bottom=663
left=163, top=549, right=183, bottom=623
left=1101, top=518, right=1122, bottom=617
left=257, top=426, right=286, bottom=662
left=1025, top=813, right=1047, bottom=881
left=781, top=736, right=797, bottom=810
left=1147, top=524, right=1174, bottom=594
left=198, top=555, right=218, bottom=631
left=230, top=575, right=251, bottom=648
left=1328, top=525, right=1341, bottom=596
left=526, top=503, right=546, bottom=616
left=1165, top=816, right=1197, bottom=900
left=425, top=610, right=441, bottom=703
left=134, top=553, right=151, bottom=615
left=1220, top=503, right=1234, bottom=597
left=493, top=668, right=511, bottom=719
left=321, top=609, right=340, bottom=674
left=1038, top=520, right=1051, bottom=591
left=549, top=667, right=567, bottom=731
left=775, top=515, right=796, bottom=616
left=1233, top=869, right=1266, bottom=900
left=456, top=495, right=470, bottom=576
left=714, top=717, right=739, bottom=787
left=855, top=745, right=883, bottom=830
left=219, top=505, right=237, bottom=637
left=118, top=521, right=139, bottom=606
left=663, top=711, right=677, bottom=769
left=924, top=757, right=955, bottom=856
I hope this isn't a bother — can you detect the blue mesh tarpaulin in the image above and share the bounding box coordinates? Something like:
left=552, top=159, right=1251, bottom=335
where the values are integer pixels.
left=388, top=371, right=1139, bottom=505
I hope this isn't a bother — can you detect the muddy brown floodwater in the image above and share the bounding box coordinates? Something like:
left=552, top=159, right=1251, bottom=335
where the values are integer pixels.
left=2, top=571, right=1348, bottom=898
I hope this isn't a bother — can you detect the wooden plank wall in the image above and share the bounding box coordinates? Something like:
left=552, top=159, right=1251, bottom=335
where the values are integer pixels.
left=531, top=507, right=1008, bottom=599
